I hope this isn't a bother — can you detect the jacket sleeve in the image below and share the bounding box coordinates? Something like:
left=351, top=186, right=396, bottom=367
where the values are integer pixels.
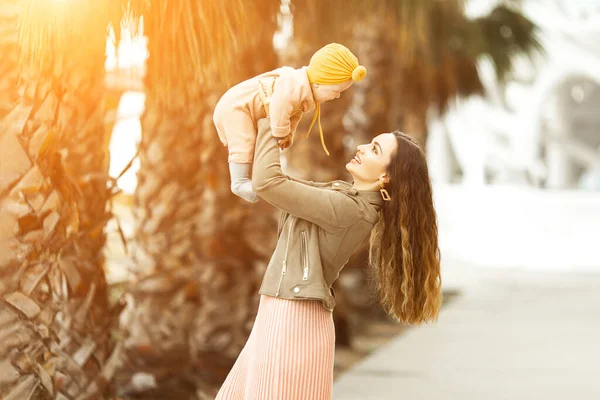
left=269, top=71, right=298, bottom=138
left=252, top=119, right=363, bottom=232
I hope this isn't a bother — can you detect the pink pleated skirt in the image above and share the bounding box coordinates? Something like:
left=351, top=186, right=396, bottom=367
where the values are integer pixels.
left=215, top=294, right=335, bottom=400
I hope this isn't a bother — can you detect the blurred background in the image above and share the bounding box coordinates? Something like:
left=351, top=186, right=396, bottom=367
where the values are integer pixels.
left=1, top=0, right=599, bottom=399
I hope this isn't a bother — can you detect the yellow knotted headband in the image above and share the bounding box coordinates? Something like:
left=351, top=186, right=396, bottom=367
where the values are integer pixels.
left=305, top=43, right=367, bottom=156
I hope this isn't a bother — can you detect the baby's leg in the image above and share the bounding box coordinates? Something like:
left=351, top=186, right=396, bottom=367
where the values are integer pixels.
left=229, top=162, right=258, bottom=203
left=213, top=105, right=258, bottom=203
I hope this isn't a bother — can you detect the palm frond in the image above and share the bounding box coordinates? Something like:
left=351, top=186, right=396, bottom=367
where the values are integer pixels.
left=386, top=0, right=539, bottom=109
left=19, top=0, right=122, bottom=66
left=136, top=0, right=274, bottom=106
left=472, top=5, right=543, bottom=83
left=291, top=0, right=380, bottom=52
left=389, top=0, right=467, bottom=63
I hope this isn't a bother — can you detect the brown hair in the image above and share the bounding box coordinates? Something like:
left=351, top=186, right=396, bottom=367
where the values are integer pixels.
left=369, top=131, right=442, bottom=324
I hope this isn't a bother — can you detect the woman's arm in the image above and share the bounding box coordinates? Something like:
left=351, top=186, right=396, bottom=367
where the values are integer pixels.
left=252, top=119, right=363, bottom=232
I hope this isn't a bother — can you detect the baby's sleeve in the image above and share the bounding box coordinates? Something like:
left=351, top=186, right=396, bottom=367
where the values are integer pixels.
left=269, top=72, right=298, bottom=138
left=289, top=113, right=304, bottom=138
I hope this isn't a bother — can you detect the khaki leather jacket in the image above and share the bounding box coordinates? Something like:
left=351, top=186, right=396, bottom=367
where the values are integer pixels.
left=252, top=119, right=383, bottom=311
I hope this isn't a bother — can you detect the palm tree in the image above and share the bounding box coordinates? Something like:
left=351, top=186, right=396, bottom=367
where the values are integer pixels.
left=0, top=0, right=122, bottom=397
left=378, top=0, right=541, bottom=149
left=118, top=1, right=281, bottom=398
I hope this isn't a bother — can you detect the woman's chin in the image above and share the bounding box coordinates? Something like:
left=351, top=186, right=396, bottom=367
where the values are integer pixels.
left=345, top=162, right=355, bottom=174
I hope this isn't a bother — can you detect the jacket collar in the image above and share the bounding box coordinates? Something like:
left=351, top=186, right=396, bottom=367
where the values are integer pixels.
left=331, top=180, right=384, bottom=211
left=357, top=190, right=384, bottom=211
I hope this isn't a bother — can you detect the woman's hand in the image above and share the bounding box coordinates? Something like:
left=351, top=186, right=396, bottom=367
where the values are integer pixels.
left=277, top=133, right=294, bottom=151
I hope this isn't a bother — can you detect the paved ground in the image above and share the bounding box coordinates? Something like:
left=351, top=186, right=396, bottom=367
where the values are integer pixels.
left=333, top=262, right=600, bottom=400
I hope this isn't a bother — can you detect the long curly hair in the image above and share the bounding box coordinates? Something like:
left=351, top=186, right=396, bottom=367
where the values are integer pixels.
left=369, top=131, right=442, bottom=324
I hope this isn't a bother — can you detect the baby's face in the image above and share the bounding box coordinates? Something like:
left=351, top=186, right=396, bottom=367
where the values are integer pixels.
left=311, top=80, right=353, bottom=103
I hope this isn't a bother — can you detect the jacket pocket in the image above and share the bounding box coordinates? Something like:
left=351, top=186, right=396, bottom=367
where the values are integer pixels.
left=300, top=230, right=309, bottom=280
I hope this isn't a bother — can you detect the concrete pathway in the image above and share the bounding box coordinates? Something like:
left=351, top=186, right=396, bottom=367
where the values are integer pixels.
left=333, top=262, right=600, bottom=399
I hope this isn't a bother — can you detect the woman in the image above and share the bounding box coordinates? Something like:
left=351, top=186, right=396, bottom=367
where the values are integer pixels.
left=216, top=118, right=442, bottom=400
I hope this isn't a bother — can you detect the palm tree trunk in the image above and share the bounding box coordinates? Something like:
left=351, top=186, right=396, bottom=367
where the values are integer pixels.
left=0, top=1, right=120, bottom=398
left=120, top=2, right=280, bottom=398
left=388, top=60, right=431, bottom=152
left=0, top=0, right=17, bottom=118
left=60, top=59, right=113, bottom=279
left=344, top=13, right=396, bottom=153
left=401, top=103, right=429, bottom=152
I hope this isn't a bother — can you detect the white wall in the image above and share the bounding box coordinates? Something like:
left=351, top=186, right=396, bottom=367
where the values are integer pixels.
left=433, top=183, right=600, bottom=271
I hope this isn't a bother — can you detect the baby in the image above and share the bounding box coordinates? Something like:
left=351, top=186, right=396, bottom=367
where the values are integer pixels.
left=213, top=43, right=367, bottom=203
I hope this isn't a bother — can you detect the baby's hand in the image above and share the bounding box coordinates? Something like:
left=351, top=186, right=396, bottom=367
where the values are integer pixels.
left=277, top=134, right=293, bottom=151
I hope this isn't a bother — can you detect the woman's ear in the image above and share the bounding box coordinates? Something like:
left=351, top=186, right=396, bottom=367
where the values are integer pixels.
left=380, top=174, right=390, bottom=185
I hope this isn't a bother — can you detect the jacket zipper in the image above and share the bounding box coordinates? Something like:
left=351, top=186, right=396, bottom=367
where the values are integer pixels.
left=276, top=217, right=295, bottom=296
left=301, top=231, right=309, bottom=280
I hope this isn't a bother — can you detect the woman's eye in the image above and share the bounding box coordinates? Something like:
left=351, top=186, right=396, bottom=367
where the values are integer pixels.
left=372, top=145, right=377, bottom=154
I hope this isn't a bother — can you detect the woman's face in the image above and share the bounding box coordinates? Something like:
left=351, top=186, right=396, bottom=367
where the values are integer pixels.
left=312, top=80, right=353, bottom=103
left=346, top=133, right=397, bottom=185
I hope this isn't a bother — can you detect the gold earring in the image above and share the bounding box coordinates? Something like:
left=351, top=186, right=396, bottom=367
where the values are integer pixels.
left=379, top=180, right=391, bottom=201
